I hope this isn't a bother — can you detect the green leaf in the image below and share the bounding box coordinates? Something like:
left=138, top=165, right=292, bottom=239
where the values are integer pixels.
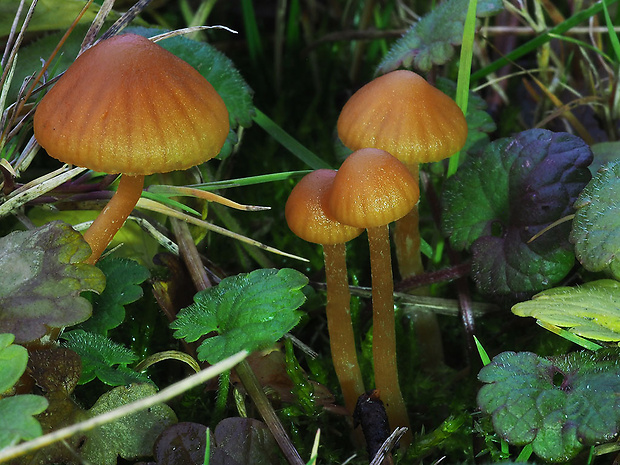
left=171, top=268, right=308, bottom=364
left=441, top=129, right=593, bottom=297
left=570, top=161, right=620, bottom=280
left=0, top=334, right=27, bottom=394
left=0, top=221, right=106, bottom=343
left=79, top=383, right=177, bottom=465
left=512, top=279, right=620, bottom=342
left=81, top=257, right=150, bottom=335
left=128, top=26, right=254, bottom=130
left=477, top=350, right=620, bottom=462
left=376, top=0, right=503, bottom=73
left=61, top=330, right=150, bottom=386
left=0, top=394, right=48, bottom=450
left=0, top=0, right=101, bottom=37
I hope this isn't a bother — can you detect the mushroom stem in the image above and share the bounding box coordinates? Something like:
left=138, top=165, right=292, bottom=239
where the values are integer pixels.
left=393, top=163, right=423, bottom=279
left=366, top=225, right=412, bottom=444
left=83, top=174, right=145, bottom=265
left=323, top=242, right=365, bottom=415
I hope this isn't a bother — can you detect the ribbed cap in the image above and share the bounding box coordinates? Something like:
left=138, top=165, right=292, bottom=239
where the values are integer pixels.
left=34, top=33, right=229, bottom=176
left=337, top=70, right=467, bottom=164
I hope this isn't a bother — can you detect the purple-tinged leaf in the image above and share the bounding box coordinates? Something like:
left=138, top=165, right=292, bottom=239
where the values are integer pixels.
left=441, top=129, right=592, bottom=297
left=0, top=221, right=106, bottom=343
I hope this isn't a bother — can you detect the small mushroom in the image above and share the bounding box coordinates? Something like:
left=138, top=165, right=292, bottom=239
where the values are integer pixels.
left=33, top=33, right=229, bottom=264
left=337, top=70, right=467, bottom=278
left=328, top=148, right=419, bottom=441
left=285, top=169, right=365, bottom=416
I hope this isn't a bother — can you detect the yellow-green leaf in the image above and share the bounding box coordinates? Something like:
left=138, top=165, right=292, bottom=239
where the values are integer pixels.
left=512, top=280, right=620, bottom=341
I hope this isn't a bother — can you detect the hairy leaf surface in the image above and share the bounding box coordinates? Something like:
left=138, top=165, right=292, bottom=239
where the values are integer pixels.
left=570, top=161, right=620, bottom=280
left=377, top=0, right=503, bottom=73
left=478, top=350, right=620, bottom=462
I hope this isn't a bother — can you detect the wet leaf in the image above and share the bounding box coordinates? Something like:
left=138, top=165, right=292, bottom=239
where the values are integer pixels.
left=0, top=221, right=106, bottom=343
left=62, top=330, right=150, bottom=386
left=377, top=0, right=503, bottom=73
left=210, top=417, right=280, bottom=465
left=81, top=257, right=150, bottom=335
left=0, top=395, right=48, bottom=450
left=477, top=350, right=620, bottom=462
left=570, top=161, right=620, bottom=280
left=171, top=268, right=308, bottom=364
left=0, top=0, right=101, bottom=37
left=150, top=422, right=208, bottom=465
left=79, top=384, right=177, bottom=465
left=512, top=279, right=620, bottom=341
left=441, top=129, right=592, bottom=297
left=0, top=334, right=27, bottom=394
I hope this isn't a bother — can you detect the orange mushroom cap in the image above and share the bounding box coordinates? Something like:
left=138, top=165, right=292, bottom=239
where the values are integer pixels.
left=337, top=70, right=468, bottom=164
left=285, top=169, right=363, bottom=245
left=328, top=148, right=419, bottom=228
left=33, top=33, right=229, bottom=176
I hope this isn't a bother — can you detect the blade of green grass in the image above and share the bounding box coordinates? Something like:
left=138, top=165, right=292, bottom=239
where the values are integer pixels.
left=253, top=108, right=332, bottom=170
left=601, top=0, right=620, bottom=62
left=471, top=0, right=619, bottom=83
left=185, top=170, right=312, bottom=190
left=536, top=320, right=603, bottom=351
left=241, top=0, right=264, bottom=64
left=473, top=336, right=491, bottom=366
left=448, top=0, right=477, bottom=177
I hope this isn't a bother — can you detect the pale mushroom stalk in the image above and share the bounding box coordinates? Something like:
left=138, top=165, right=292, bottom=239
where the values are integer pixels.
left=393, top=163, right=423, bottom=278
left=83, top=174, right=145, bottom=265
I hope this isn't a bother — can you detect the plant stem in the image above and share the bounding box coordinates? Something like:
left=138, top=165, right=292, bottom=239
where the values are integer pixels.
left=234, top=359, right=305, bottom=465
left=366, top=225, right=412, bottom=445
left=83, top=174, right=145, bottom=265
left=323, top=243, right=365, bottom=415
left=176, top=216, right=304, bottom=464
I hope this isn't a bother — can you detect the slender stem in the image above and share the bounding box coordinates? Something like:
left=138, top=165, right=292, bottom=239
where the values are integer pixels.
left=83, top=174, right=145, bottom=265
left=322, top=243, right=365, bottom=415
left=393, top=163, right=422, bottom=279
left=366, top=226, right=412, bottom=445
left=234, top=360, right=305, bottom=465
left=393, top=163, right=445, bottom=372
left=176, top=219, right=303, bottom=465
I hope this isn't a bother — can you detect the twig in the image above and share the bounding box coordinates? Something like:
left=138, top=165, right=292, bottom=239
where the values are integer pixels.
left=0, top=351, right=248, bottom=463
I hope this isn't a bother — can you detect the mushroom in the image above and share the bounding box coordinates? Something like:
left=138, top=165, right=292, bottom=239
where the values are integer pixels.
left=285, top=169, right=365, bottom=416
left=328, top=148, right=418, bottom=440
left=33, top=33, right=229, bottom=264
left=337, top=69, right=467, bottom=279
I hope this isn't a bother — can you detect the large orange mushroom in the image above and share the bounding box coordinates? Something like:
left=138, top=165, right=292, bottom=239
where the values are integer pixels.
left=34, top=33, right=229, bottom=264
left=285, top=169, right=365, bottom=416
left=337, top=69, right=467, bottom=278
left=328, top=148, right=419, bottom=442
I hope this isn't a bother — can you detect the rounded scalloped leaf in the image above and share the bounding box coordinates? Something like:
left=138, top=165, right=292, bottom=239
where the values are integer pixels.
left=0, top=334, right=27, bottom=394
left=441, top=129, right=593, bottom=297
left=570, top=161, right=620, bottom=280
left=512, top=279, right=620, bottom=342
left=478, top=350, right=620, bottom=462
left=171, top=268, right=308, bottom=364
left=80, top=384, right=177, bottom=465
left=0, top=221, right=106, bottom=343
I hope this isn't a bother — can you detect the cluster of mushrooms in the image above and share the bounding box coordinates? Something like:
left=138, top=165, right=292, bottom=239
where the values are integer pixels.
left=32, top=30, right=469, bottom=450
left=286, top=70, right=468, bottom=440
